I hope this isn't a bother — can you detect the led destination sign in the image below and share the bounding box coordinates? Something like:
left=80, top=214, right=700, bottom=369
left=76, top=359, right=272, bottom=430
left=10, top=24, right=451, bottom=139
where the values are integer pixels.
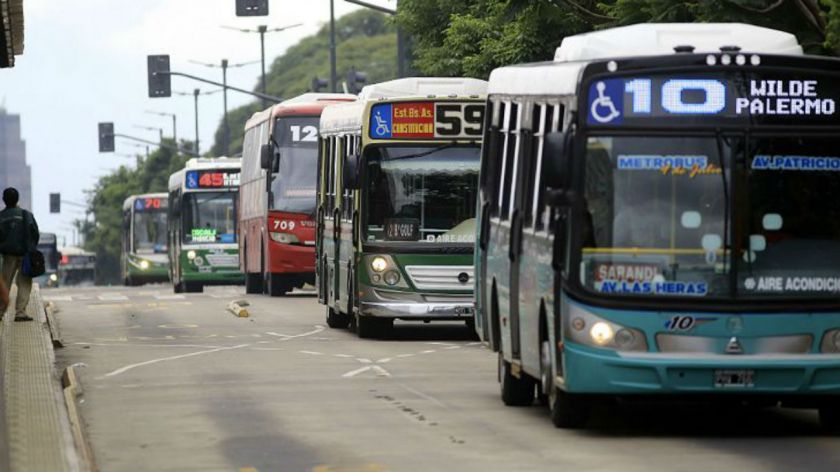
left=369, top=102, right=484, bottom=140
left=186, top=170, right=241, bottom=189
left=134, top=197, right=166, bottom=211
left=586, top=71, right=840, bottom=126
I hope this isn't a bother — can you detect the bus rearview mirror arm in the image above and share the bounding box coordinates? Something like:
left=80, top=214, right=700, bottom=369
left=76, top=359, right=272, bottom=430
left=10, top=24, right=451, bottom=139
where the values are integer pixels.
left=260, top=143, right=280, bottom=173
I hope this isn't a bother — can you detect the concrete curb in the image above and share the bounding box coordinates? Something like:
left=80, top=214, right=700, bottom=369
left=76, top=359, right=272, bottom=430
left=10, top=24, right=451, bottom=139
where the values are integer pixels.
left=227, top=299, right=250, bottom=318
left=62, top=365, right=96, bottom=472
left=45, top=300, right=64, bottom=347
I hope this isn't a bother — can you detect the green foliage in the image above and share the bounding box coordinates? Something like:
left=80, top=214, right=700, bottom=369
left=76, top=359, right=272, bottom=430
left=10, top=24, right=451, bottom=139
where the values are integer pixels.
left=397, top=0, right=840, bottom=79
left=211, top=9, right=399, bottom=156
left=80, top=140, right=192, bottom=283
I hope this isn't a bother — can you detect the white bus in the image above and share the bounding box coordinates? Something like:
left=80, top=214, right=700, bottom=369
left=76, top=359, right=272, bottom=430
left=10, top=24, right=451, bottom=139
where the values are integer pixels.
left=168, top=157, right=243, bottom=293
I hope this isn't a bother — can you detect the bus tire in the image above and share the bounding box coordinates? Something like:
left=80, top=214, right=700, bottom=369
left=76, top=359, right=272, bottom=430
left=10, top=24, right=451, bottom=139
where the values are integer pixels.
left=326, top=306, right=351, bottom=329
left=173, top=281, right=184, bottom=293
left=184, top=282, right=203, bottom=293
left=548, top=386, right=590, bottom=429
left=499, top=353, right=534, bottom=406
left=267, top=273, right=292, bottom=296
left=245, top=273, right=262, bottom=294
left=820, top=406, right=840, bottom=434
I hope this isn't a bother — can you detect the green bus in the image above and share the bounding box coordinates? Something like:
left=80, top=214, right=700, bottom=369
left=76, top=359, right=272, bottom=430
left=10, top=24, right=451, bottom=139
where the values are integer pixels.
left=317, top=77, right=487, bottom=338
left=476, top=23, right=840, bottom=431
left=168, top=157, right=244, bottom=293
left=122, top=193, right=169, bottom=285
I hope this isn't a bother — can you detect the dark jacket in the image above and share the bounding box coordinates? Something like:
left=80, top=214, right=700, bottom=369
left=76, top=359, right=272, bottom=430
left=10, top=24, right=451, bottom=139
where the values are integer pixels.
left=0, top=207, right=39, bottom=256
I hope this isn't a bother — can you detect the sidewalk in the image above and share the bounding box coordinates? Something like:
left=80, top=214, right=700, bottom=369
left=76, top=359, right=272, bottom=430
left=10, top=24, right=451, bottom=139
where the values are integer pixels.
left=0, top=285, right=80, bottom=471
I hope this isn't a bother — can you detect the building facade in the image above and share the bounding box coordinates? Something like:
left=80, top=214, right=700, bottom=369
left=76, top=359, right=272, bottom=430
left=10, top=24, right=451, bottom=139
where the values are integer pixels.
left=0, top=108, right=31, bottom=209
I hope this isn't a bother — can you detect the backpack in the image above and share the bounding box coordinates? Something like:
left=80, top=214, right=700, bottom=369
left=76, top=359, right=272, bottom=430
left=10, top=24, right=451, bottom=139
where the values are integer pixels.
left=18, top=211, right=44, bottom=277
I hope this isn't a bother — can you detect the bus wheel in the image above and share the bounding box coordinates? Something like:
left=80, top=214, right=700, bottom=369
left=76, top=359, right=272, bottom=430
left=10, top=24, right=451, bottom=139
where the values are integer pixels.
left=819, top=406, right=840, bottom=434
left=326, top=306, right=351, bottom=329
left=173, top=282, right=184, bottom=294
left=267, top=273, right=292, bottom=297
left=245, top=273, right=262, bottom=294
left=499, top=353, right=534, bottom=406
left=548, top=385, right=590, bottom=429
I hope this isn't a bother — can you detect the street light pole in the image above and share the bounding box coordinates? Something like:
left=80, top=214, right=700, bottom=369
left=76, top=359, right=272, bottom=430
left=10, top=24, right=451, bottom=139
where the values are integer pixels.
left=145, top=110, right=178, bottom=149
left=259, top=25, right=267, bottom=107
left=222, top=59, right=230, bottom=155
left=193, top=88, right=200, bottom=155
left=329, top=0, right=337, bottom=92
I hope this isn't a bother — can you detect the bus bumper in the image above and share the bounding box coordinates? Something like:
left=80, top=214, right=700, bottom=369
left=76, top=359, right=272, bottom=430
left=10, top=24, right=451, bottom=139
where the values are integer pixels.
left=268, top=240, right=315, bottom=274
left=360, top=301, right=474, bottom=320
left=562, top=342, right=840, bottom=397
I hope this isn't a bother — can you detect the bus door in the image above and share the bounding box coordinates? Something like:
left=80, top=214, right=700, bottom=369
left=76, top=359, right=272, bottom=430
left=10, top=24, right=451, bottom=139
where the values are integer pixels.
left=316, top=136, right=327, bottom=304
left=502, top=103, right=524, bottom=360
left=331, top=136, right=346, bottom=310
left=477, top=102, right=502, bottom=348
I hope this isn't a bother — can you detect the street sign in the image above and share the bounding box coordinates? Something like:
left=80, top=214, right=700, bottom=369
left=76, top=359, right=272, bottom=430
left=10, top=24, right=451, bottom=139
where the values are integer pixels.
left=236, top=0, right=269, bottom=16
left=147, top=55, right=172, bottom=98
left=98, top=123, right=115, bottom=152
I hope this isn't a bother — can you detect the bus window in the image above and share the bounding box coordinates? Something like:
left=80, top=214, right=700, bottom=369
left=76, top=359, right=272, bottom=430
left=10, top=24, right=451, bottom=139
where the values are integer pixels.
left=481, top=100, right=504, bottom=217
left=342, top=135, right=355, bottom=221
left=498, top=102, right=519, bottom=220
left=271, top=116, right=320, bottom=215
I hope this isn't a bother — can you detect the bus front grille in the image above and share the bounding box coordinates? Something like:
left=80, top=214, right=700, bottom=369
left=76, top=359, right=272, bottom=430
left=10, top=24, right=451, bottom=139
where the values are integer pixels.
left=404, top=265, right=473, bottom=291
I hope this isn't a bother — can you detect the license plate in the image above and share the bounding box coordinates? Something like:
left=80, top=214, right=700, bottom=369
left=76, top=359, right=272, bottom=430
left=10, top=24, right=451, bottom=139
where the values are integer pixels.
left=714, top=369, right=755, bottom=388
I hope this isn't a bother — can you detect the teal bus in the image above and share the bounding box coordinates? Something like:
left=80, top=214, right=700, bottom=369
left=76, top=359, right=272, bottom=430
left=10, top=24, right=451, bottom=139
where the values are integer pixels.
left=317, top=78, right=487, bottom=338
left=168, top=157, right=244, bottom=293
left=476, top=23, right=840, bottom=431
left=122, top=193, right=169, bottom=286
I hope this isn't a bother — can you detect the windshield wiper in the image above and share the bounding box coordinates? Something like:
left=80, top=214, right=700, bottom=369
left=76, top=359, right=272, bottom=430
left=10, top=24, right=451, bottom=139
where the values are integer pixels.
left=714, top=130, right=737, bottom=295
left=382, top=142, right=463, bottom=161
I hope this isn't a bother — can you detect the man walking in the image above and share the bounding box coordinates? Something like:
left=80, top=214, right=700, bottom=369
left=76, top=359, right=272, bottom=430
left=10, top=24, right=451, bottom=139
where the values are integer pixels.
left=0, top=188, right=39, bottom=321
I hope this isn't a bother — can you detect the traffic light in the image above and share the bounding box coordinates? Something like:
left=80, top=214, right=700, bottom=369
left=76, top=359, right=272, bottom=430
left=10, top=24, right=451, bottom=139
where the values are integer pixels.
left=147, top=55, right=172, bottom=98
left=236, top=0, right=268, bottom=16
left=346, top=68, right=367, bottom=94
left=310, top=77, right=328, bottom=93
left=98, top=123, right=115, bottom=153
left=49, top=193, right=60, bottom=214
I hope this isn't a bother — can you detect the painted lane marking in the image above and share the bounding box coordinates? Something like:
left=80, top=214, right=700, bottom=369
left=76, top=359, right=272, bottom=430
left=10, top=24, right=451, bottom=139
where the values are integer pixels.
left=299, top=350, right=324, bottom=356
left=250, top=347, right=285, bottom=351
left=98, top=293, right=129, bottom=301
left=377, top=358, right=392, bottom=364
left=341, top=365, right=391, bottom=378
left=101, top=344, right=250, bottom=378
left=265, top=325, right=325, bottom=341
left=333, top=354, right=354, bottom=358
left=443, top=346, right=462, bottom=350
left=421, top=350, right=437, bottom=354
left=43, top=295, right=73, bottom=302
left=154, top=294, right=186, bottom=300
left=395, top=354, right=414, bottom=358
left=74, top=342, right=223, bottom=349
left=157, top=323, right=199, bottom=329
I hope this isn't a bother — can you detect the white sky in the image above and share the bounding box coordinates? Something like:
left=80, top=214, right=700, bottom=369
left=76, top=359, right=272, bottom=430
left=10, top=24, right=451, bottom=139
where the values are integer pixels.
left=0, top=0, right=396, bottom=246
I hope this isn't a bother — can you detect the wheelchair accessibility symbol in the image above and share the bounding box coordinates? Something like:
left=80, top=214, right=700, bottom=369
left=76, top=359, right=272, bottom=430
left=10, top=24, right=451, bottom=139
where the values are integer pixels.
left=374, top=111, right=391, bottom=136
left=588, top=80, right=623, bottom=125
left=369, top=103, right=394, bottom=138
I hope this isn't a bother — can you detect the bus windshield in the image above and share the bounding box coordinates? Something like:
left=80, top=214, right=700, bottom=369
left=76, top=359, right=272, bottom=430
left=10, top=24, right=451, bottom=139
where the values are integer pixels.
left=271, top=117, right=319, bottom=215
left=580, top=136, right=732, bottom=298
left=364, top=145, right=480, bottom=244
left=133, top=210, right=167, bottom=254
left=38, top=242, right=58, bottom=271
left=182, top=192, right=238, bottom=244
left=580, top=134, right=840, bottom=300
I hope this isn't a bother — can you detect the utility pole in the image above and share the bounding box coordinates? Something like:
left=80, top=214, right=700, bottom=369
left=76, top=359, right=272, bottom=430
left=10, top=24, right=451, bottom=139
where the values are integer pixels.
left=259, top=25, right=267, bottom=106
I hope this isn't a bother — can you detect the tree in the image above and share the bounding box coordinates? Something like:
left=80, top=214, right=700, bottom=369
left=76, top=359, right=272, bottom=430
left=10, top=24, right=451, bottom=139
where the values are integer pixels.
left=79, top=140, right=192, bottom=284
left=397, top=0, right=840, bottom=80
left=210, top=9, right=399, bottom=156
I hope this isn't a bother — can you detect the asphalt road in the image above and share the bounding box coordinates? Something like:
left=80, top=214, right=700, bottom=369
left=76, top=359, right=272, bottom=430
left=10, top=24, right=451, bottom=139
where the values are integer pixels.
left=48, top=285, right=840, bottom=472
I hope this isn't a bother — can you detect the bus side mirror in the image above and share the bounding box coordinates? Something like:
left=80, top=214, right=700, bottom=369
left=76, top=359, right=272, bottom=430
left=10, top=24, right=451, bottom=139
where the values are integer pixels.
left=344, top=154, right=360, bottom=190
left=260, top=144, right=279, bottom=172
left=543, top=130, right=572, bottom=191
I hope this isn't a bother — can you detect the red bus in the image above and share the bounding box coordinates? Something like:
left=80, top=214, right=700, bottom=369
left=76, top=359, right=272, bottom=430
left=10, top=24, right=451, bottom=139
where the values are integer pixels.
left=240, top=93, right=356, bottom=295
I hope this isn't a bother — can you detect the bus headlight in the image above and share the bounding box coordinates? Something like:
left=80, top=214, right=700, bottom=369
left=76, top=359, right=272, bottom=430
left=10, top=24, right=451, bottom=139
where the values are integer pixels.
left=384, top=270, right=401, bottom=286
left=589, top=322, right=613, bottom=346
left=820, top=329, right=840, bottom=353
left=187, top=250, right=197, bottom=260
left=270, top=232, right=299, bottom=244
left=49, top=273, right=58, bottom=282
left=139, top=260, right=150, bottom=270
left=370, top=256, right=388, bottom=273
left=566, top=304, right=647, bottom=352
